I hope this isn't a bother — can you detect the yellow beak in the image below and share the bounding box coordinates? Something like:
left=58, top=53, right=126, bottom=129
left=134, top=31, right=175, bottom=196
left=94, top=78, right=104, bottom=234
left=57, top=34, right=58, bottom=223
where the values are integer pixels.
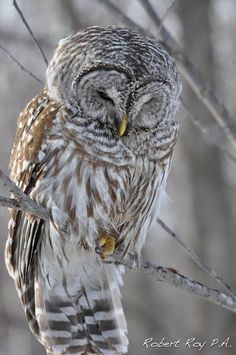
left=117, top=115, right=128, bottom=136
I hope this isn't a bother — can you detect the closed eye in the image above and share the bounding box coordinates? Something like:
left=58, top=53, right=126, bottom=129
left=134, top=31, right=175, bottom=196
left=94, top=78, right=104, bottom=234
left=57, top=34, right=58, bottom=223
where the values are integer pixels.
left=97, top=90, right=114, bottom=105
left=142, top=96, right=156, bottom=106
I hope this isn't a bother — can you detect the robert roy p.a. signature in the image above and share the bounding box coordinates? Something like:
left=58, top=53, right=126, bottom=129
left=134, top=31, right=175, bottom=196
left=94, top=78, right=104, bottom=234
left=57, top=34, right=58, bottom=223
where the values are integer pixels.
left=143, top=337, right=232, bottom=351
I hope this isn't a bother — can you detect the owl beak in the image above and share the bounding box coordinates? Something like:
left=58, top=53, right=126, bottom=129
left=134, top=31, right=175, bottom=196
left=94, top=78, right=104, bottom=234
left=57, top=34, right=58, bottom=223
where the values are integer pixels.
left=117, top=115, right=128, bottom=136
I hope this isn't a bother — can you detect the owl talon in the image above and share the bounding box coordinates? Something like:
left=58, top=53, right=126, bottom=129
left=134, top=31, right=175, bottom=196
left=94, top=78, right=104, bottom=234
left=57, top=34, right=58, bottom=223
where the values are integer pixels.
left=96, top=236, right=116, bottom=259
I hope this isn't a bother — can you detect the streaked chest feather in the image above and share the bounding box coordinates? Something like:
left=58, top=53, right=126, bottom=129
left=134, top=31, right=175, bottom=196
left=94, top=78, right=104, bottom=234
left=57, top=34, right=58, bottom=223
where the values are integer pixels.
left=33, top=136, right=167, bottom=252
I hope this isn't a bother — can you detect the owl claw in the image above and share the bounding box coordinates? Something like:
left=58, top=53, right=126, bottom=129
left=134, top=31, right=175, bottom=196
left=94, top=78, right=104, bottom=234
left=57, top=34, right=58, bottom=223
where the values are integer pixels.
left=96, top=236, right=116, bottom=259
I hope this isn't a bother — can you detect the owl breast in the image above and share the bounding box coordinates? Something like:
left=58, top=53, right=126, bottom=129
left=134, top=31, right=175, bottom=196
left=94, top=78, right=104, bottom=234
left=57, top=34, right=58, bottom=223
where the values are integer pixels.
left=32, top=127, right=166, bottom=258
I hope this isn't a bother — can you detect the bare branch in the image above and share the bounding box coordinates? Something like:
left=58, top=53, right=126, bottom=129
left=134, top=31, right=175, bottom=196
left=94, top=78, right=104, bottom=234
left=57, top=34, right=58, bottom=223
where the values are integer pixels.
left=138, top=0, right=236, bottom=148
left=0, top=168, right=48, bottom=220
left=138, top=259, right=236, bottom=313
left=0, top=44, right=43, bottom=84
left=0, top=196, right=21, bottom=209
left=157, top=218, right=236, bottom=299
left=108, top=254, right=236, bottom=314
left=13, top=0, right=48, bottom=66
left=0, top=196, right=33, bottom=212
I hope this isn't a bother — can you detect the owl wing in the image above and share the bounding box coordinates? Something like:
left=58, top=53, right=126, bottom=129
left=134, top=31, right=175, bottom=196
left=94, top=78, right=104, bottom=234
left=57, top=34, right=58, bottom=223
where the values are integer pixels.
left=5, top=90, right=59, bottom=338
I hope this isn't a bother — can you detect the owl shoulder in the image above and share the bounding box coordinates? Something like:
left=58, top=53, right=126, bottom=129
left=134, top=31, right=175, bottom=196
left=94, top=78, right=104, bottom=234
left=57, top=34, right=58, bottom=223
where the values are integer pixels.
left=10, top=89, right=59, bottom=191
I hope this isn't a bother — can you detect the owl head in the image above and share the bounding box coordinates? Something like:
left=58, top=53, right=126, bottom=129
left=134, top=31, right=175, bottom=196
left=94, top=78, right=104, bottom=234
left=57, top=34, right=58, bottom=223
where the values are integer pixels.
left=46, top=26, right=181, bottom=150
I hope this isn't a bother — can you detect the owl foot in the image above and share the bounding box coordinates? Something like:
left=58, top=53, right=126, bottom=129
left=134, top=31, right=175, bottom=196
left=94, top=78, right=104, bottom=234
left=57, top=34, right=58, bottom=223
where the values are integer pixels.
left=96, top=236, right=116, bottom=259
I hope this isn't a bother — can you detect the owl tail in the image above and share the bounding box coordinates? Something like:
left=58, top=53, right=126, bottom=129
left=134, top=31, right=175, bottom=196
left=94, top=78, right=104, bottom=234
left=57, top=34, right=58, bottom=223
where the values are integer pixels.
left=36, top=250, right=128, bottom=355
left=79, top=257, right=129, bottom=354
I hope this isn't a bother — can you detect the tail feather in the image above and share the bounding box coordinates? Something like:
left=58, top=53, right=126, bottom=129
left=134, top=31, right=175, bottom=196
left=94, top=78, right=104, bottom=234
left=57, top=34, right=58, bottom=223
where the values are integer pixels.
left=36, top=248, right=128, bottom=354
left=79, top=263, right=128, bottom=354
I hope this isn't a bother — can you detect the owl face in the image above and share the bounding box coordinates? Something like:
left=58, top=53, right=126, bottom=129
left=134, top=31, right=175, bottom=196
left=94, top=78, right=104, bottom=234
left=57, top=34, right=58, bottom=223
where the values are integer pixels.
left=75, top=66, right=175, bottom=137
left=46, top=26, right=181, bottom=152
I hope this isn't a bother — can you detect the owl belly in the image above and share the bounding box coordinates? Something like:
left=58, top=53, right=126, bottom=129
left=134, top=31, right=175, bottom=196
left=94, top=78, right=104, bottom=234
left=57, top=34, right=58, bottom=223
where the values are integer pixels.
left=35, top=148, right=166, bottom=258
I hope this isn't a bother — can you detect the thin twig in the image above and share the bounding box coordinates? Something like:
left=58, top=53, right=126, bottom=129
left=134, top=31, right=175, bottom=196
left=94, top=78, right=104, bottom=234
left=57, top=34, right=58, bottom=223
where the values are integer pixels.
left=156, top=0, right=178, bottom=34
left=0, top=168, right=48, bottom=220
left=138, top=0, right=236, bottom=148
left=13, top=0, right=48, bottom=65
left=180, top=98, right=236, bottom=164
left=157, top=218, right=236, bottom=299
left=0, top=44, right=43, bottom=84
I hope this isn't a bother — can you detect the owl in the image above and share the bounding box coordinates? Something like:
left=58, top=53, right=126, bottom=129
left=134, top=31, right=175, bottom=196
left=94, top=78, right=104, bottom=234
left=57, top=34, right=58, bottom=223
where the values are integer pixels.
left=5, top=26, right=181, bottom=354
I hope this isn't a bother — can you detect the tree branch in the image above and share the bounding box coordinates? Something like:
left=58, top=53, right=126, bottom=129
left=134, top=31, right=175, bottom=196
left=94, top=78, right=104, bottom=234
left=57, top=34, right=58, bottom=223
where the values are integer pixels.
left=107, top=254, right=236, bottom=314
left=0, top=168, right=48, bottom=220
left=13, top=0, right=48, bottom=66
left=0, top=196, right=47, bottom=219
left=138, top=259, right=236, bottom=314
left=0, top=196, right=23, bottom=210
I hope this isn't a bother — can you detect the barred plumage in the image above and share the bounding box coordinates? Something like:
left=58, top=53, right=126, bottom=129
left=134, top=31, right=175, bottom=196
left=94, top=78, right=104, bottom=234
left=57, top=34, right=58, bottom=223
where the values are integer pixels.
left=5, top=26, right=181, bottom=354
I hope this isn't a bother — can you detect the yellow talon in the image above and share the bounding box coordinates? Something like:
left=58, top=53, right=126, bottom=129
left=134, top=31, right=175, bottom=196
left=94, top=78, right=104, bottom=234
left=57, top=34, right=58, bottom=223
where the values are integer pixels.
left=96, top=236, right=116, bottom=259
left=97, top=236, right=107, bottom=247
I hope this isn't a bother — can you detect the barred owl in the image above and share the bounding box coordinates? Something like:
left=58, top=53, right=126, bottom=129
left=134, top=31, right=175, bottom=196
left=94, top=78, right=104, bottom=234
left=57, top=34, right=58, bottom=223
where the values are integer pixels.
left=5, top=26, right=181, bottom=354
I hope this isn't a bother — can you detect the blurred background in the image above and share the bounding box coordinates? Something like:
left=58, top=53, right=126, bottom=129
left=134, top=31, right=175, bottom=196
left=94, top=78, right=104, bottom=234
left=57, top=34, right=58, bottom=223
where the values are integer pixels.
left=0, top=0, right=236, bottom=354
